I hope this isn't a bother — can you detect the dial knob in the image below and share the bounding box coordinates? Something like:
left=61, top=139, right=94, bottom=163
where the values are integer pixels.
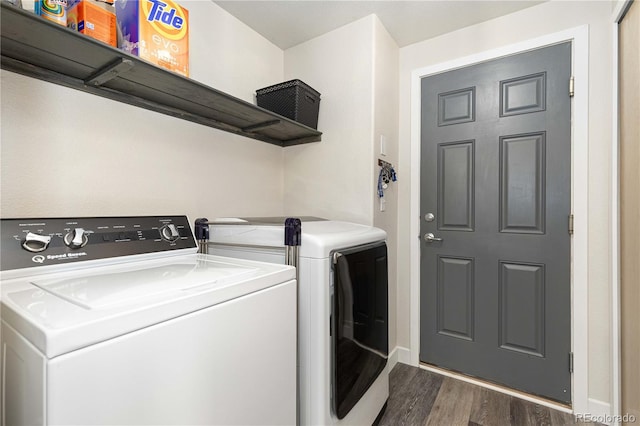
left=160, top=224, right=180, bottom=242
left=22, top=232, right=52, bottom=253
left=64, top=228, right=88, bottom=249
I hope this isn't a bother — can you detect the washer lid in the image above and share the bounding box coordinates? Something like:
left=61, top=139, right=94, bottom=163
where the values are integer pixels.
left=30, top=258, right=257, bottom=309
left=1, top=254, right=295, bottom=358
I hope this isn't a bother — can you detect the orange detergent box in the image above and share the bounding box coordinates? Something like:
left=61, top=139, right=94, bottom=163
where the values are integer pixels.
left=67, top=0, right=117, bottom=47
left=115, top=0, right=189, bottom=77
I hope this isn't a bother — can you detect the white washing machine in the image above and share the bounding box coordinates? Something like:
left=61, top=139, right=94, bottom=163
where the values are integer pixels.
left=0, top=216, right=296, bottom=426
left=202, top=217, right=390, bottom=426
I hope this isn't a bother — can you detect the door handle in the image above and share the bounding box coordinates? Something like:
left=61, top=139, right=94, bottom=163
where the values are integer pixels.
left=424, top=233, right=443, bottom=243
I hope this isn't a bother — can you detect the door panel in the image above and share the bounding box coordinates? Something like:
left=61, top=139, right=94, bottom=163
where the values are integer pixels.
left=499, top=132, right=546, bottom=234
left=438, top=87, right=476, bottom=125
left=437, top=256, right=475, bottom=341
left=438, top=141, right=475, bottom=231
left=500, top=73, right=546, bottom=116
left=420, top=43, right=572, bottom=403
left=498, top=261, right=545, bottom=357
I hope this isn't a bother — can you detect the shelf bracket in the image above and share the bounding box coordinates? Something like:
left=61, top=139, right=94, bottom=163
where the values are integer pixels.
left=84, top=58, right=134, bottom=86
left=242, top=120, right=281, bottom=132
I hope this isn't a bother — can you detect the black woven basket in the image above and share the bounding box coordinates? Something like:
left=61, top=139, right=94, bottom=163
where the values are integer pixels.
left=256, top=79, right=321, bottom=129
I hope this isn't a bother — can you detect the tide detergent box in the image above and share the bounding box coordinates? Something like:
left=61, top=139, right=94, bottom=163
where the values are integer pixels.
left=67, top=0, right=117, bottom=47
left=35, top=0, right=67, bottom=26
left=115, top=0, right=189, bottom=77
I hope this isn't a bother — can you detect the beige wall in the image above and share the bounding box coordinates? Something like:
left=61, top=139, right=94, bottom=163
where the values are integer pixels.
left=397, top=0, right=613, bottom=405
left=0, top=1, right=285, bottom=221
left=619, top=0, right=640, bottom=420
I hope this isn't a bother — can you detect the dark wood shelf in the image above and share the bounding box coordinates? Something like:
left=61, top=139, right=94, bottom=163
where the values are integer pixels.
left=0, top=3, right=322, bottom=147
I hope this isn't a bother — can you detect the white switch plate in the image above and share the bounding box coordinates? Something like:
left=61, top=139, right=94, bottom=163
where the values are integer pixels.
left=380, top=135, right=387, bottom=156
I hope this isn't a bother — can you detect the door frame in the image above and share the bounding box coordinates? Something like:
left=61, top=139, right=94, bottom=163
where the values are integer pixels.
left=611, top=1, right=634, bottom=424
left=408, top=26, right=589, bottom=412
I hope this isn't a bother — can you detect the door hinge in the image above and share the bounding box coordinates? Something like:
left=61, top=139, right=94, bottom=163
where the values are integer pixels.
left=569, top=76, right=575, bottom=97
left=569, top=214, right=574, bottom=235
left=569, top=352, right=574, bottom=373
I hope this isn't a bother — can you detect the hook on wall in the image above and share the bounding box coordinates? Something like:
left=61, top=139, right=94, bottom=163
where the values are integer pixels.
left=378, top=159, right=393, bottom=169
left=377, top=159, right=397, bottom=198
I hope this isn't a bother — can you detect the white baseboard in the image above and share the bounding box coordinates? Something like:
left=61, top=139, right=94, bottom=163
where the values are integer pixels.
left=387, top=346, right=412, bottom=370
left=388, top=346, right=399, bottom=371
left=394, top=346, right=412, bottom=365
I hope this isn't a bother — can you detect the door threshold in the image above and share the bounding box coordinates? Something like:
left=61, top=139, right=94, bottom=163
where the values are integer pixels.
left=419, top=362, right=573, bottom=414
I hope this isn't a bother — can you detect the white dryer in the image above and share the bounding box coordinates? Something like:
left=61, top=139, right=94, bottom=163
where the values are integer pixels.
left=203, top=217, right=390, bottom=426
left=0, top=216, right=296, bottom=426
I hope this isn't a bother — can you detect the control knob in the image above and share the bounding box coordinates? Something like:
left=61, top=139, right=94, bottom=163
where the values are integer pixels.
left=160, top=224, right=180, bottom=242
left=64, top=228, right=89, bottom=249
left=22, top=232, right=52, bottom=253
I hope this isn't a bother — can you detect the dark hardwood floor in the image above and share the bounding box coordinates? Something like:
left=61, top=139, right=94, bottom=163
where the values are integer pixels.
left=378, top=363, right=596, bottom=426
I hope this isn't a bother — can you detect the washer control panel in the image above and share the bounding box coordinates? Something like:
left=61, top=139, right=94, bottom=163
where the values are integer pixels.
left=1, top=216, right=196, bottom=271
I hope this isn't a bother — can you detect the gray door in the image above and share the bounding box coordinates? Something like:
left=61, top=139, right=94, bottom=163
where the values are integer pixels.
left=419, top=43, right=572, bottom=403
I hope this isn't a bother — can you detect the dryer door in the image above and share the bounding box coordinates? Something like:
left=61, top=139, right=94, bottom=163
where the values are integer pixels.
left=332, top=241, right=388, bottom=419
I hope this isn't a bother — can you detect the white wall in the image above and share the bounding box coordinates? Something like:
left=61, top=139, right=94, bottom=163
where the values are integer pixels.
left=283, top=16, right=376, bottom=224
left=397, top=0, right=613, bottom=405
left=1, top=1, right=285, bottom=222
left=282, top=15, right=400, bottom=349
left=371, top=17, right=400, bottom=355
left=187, top=1, right=283, bottom=103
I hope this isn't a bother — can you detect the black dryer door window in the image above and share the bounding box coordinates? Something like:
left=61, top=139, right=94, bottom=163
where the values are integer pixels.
left=332, top=241, right=388, bottom=419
